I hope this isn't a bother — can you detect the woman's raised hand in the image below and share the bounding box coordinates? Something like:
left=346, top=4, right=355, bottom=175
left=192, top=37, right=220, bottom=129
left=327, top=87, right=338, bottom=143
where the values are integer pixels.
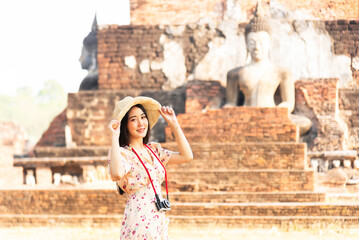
left=108, top=119, right=121, bottom=136
left=159, top=106, right=178, bottom=128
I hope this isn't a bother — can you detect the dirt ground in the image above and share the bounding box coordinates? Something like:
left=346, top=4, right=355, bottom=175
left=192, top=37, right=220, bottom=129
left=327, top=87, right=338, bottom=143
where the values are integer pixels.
left=1, top=226, right=359, bottom=240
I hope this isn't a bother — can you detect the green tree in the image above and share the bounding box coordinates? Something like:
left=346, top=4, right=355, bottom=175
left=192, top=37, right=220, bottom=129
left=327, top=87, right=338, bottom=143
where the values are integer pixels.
left=0, top=80, right=67, bottom=145
left=0, top=94, right=15, bottom=121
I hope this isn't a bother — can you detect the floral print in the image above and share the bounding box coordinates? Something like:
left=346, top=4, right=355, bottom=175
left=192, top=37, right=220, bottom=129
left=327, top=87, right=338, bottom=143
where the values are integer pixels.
left=108, top=143, right=172, bottom=240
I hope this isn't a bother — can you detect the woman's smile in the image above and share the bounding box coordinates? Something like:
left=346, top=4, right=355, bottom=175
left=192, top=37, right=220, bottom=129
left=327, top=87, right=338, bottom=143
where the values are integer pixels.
left=137, top=127, right=146, bottom=133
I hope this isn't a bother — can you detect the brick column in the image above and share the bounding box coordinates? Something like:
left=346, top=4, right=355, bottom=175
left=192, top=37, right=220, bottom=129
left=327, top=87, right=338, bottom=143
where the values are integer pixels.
left=36, top=168, right=52, bottom=186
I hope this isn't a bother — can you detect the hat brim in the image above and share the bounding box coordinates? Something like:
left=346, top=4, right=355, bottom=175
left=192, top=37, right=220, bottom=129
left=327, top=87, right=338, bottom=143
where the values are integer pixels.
left=112, top=96, right=161, bottom=129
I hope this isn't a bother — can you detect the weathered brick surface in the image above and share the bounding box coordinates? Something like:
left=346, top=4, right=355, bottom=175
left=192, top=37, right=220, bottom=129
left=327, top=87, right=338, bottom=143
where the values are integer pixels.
left=353, top=69, right=359, bottom=86
left=168, top=170, right=314, bottom=192
left=33, top=146, right=108, bottom=158
left=129, top=0, right=359, bottom=25
left=0, top=147, right=23, bottom=187
left=97, top=20, right=358, bottom=91
left=1, top=190, right=355, bottom=217
left=97, top=25, right=165, bottom=90
left=170, top=191, right=325, bottom=203
left=36, top=109, right=67, bottom=147
left=0, top=122, right=26, bottom=187
left=167, top=203, right=359, bottom=217
left=338, top=89, right=359, bottom=112
left=325, top=20, right=359, bottom=57
left=166, top=107, right=298, bottom=143
left=0, top=122, right=28, bottom=154
left=13, top=156, right=107, bottom=168
left=97, top=24, right=221, bottom=91
left=169, top=216, right=359, bottom=228
left=163, top=142, right=307, bottom=170
left=185, top=80, right=226, bottom=112
left=338, top=88, right=359, bottom=150
left=295, top=78, right=344, bottom=151
left=0, top=190, right=325, bottom=217
left=0, top=190, right=126, bottom=215
left=31, top=142, right=307, bottom=170
left=130, top=0, right=225, bottom=25
left=66, top=89, right=185, bottom=146
left=1, top=214, right=358, bottom=228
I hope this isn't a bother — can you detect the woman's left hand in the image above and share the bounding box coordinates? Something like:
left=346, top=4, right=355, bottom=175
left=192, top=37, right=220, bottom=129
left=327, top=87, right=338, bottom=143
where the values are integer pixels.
left=159, top=106, right=178, bottom=127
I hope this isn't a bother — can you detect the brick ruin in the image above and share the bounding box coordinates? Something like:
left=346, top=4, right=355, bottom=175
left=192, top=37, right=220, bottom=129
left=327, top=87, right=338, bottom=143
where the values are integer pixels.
left=129, top=0, right=359, bottom=25
left=0, top=122, right=27, bottom=187
left=2, top=0, right=359, bottom=228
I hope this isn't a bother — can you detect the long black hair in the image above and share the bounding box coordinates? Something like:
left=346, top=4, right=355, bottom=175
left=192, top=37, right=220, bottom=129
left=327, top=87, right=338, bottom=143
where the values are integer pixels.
left=117, top=104, right=151, bottom=195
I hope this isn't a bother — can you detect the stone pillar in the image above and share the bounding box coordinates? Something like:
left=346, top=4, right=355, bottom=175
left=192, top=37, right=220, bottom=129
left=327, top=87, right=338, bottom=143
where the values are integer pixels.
left=36, top=167, right=53, bottom=186
left=83, top=165, right=96, bottom=183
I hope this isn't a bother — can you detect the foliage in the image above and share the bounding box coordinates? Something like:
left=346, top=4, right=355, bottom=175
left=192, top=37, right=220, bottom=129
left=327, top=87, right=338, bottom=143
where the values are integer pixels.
left=0, top=80, right=67, bottom=145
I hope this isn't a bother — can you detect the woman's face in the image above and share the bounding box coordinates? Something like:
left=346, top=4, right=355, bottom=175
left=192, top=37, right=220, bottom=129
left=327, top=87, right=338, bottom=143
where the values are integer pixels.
left=126, top=106, right=149, bottom=140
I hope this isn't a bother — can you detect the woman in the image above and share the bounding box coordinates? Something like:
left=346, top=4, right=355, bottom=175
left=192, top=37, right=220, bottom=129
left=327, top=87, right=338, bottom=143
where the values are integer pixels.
left=108, top=96, right=193, bottom=240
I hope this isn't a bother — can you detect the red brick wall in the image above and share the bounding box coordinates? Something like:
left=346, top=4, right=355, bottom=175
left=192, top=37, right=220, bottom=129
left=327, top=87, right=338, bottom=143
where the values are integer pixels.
left=0, top=147, right=23, bottom=187
left=0, top=122, right=27, bottom=187
left=273, top=0, right=359, bottom=20
left=325, top=20, right=359, bottom=57
left=162, top=142, right=307, bottom=171
left=97, top=25, right=165, bottom=90
left=0, top=189, right=334, bottom=217
left=33, top=146, right=108, bottom=158
left=97, top=20, right=358, bottom=91
left=97, top=24, right=221, bottom=91
left=168, top=170, right=314, bottom=192
left=166, top=107, right=298, bottom=143
left=295, top=78, right=344, bottom=151
left=130, top=0, right=225, bottom=25
left=338, top=88, right=359, bottom=151
left=66, top=89, right=185, bottom=146
left=130, top=0, right=359, bottom=25
left=0, top=189, right=126, bottom=215
left=0, top=122, right=28, bottom=154
left=185, top=80, right=225, bottom=113
left=66, top=90, right=138, bottom=146
left=354, top=70, right=359, bottom=86
left=36, top=109, right=67, bottom=147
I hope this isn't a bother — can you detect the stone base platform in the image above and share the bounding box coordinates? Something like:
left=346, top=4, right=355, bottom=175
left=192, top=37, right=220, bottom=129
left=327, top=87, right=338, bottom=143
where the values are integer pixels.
left=33, top=146, right=109, bottom=158
left=171, top=191, right=325, bottom=203
left=0, top=190, right=324, bottom=214
left=22, top=141, right=308, bottom=170
left=1, top=211, right=358, bottom=228
left=168, top=169, right=314, bottom=192
left=167, top=202, right=359, bottom=217
left=2, top=189, right=358, bottom=228
left=163, top=142, right=307, bottom=170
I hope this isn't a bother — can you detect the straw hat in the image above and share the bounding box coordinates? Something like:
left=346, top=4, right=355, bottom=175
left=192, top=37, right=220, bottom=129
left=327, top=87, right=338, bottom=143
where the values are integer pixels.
left=112, top=96, right=161, bottom=129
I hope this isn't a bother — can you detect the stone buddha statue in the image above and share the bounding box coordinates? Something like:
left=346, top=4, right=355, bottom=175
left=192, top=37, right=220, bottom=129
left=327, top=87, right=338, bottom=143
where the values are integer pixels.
left=225, top=2, right=311, bottom=135
left=79, top=15, right=98, bottom=90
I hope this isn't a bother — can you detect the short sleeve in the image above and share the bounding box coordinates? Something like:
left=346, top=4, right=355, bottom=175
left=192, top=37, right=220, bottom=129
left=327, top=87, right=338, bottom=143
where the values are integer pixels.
left=107, top=148, right=132, bottom=179
left=148, top=142, right=173, bottom=166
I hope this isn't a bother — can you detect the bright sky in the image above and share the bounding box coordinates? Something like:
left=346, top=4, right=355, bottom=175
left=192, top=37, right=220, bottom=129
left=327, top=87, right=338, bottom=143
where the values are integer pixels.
left=0, top=0, right=130, bottom=96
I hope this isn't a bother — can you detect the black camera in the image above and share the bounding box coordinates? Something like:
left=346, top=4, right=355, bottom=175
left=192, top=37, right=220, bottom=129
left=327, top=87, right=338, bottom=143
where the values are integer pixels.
left=155, top=194, right=171, bottom=212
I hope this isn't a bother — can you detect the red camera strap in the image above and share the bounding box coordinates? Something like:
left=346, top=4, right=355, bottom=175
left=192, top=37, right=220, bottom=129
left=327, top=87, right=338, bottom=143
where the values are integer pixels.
left=131, top=144, right=169, bottom=199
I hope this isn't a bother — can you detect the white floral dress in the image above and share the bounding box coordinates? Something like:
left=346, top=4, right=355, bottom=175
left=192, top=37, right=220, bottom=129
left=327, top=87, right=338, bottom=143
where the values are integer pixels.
left=108, top=142, right=172, bottom=240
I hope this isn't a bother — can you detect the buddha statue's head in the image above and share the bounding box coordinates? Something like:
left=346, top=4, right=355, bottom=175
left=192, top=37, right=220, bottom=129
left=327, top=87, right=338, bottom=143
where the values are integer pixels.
left=79, top=16, right=98, bottom=70
left=244, top=1, right=271, bottom=62
left=79, top=15, right=99, bottom=91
